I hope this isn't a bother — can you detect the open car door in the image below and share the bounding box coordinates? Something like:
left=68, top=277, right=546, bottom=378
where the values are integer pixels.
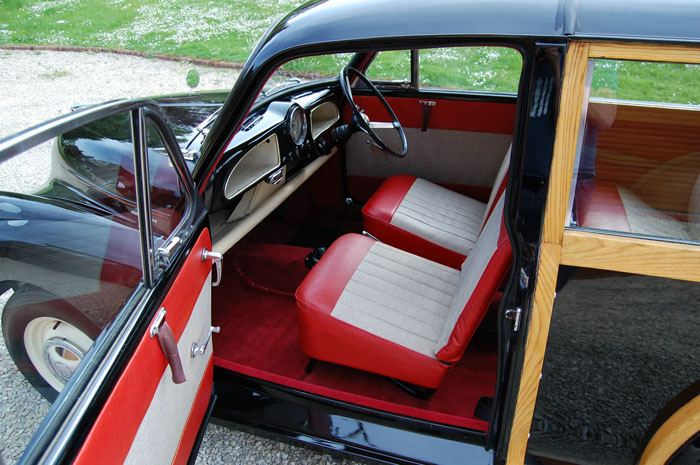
left=0, top=100, right=215, bottom=465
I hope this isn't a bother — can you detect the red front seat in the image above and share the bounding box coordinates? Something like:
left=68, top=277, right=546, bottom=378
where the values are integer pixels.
left=295, top=191, right=511, bottom=389
left=362, top=146, right=511, bottom=269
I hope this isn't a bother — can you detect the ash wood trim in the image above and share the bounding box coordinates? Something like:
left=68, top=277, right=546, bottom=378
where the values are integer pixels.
left=639, top=394, right=700, bottom=465
left=505, top=242, right=561, bottom=464
left=505, top=42, right=590, bottom=465
left=589, top=42, right=700, bottom=64
left=542, top=42, right=590, bottom=245
left=560, top=229, right=700, bottom=282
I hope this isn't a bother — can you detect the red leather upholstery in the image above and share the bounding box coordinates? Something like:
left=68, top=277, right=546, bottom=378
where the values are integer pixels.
left=296, top=234, right=450, bottom=388
left=296, top=192, right=512, bottom=389
left=435, top=218, right=512, bottom=362
left=362, top=175, right=467, bottom=269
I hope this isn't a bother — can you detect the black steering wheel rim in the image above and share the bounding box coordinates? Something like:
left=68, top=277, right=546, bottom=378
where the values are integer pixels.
left=339, top=66, right=408, bottom=157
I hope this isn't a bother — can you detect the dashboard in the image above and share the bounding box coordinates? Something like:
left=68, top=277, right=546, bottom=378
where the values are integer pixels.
left=209, top=88, right=341, bottom=252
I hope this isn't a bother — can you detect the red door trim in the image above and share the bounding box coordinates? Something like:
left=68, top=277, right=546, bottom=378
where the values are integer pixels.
left=73, top=230, right=212, bottom=465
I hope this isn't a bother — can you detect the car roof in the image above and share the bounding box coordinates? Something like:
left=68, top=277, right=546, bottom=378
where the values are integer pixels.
left=254, top=0, right=700, bottom=62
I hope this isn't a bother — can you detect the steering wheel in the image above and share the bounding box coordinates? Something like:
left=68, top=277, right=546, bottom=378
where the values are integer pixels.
left=339, top=66, right=408, bottom=157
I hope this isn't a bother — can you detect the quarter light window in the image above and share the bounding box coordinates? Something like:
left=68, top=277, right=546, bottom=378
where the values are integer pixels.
left=568, top=59, right=700, bottom=244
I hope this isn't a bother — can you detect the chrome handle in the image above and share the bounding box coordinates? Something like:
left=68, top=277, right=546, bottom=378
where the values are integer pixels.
left=156, top=236, right=181, bottom=269
left=265, top=167, right=284, bottom=185
left=191, top=326, right=220, bottom=358
left=202, top=248, right=223, bottom=287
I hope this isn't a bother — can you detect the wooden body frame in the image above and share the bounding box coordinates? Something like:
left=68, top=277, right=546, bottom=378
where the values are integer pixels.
left=506, top=41, right=700, bottom=464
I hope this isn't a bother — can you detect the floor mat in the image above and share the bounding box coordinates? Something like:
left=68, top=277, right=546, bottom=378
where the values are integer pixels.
left=212, top=242, right=496, bottom=431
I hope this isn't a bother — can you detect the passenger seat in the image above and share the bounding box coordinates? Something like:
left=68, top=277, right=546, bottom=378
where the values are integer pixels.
left=362, top=146, right=511, bottom=268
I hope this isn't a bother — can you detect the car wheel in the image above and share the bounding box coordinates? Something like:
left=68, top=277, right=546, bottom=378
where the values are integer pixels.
left=1, top=286, right=99, bottom=402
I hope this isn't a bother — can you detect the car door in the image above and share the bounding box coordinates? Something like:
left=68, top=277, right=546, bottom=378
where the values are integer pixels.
left=0, top=100, right=216, bottom=465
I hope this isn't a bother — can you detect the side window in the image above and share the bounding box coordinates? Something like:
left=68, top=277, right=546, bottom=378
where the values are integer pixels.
left=59, top=111, right=137, bottom=204
left=365, top=46, right=522, bottom=93
left=364, top=50, right=412, bottom=83
left=419, top=47, right=521, bottom=93
left=568, top=59, right=700, bottom=244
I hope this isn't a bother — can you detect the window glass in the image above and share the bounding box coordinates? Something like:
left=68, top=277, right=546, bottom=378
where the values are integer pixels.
left=0, top=111, right=144, bottom=462
left=262, top=53, right=354, bottom=97
left=145, top=121, right=187, bottom=242
left=365, top=50, right=411, bottom=83
left=419, top=46, right=521, bottom=92
left=568, top=59, right=700, bottom=244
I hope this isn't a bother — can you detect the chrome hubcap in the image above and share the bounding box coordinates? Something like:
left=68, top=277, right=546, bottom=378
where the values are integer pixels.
left=24, top=317, right=94, bottom=392
left=42, top=337, right=86, bottom=384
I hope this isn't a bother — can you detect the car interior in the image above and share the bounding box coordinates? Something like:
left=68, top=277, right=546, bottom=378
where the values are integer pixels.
left=203, top=46, right=522, bottom=432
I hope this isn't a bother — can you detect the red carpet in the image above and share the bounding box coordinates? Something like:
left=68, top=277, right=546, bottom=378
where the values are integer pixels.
left=212, top=242, right=496, bottom=431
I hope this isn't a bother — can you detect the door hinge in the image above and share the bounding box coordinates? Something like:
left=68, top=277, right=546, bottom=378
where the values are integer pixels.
left=505, top=307, right=522, bottom=332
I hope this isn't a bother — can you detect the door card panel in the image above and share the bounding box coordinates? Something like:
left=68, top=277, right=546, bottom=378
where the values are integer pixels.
left=74, top=229, right=213, bottom=465
left=345, top=96, right=515, bottom=199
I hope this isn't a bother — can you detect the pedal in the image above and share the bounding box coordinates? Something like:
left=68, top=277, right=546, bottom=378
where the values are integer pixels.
left=304, top=247, right=327, bottom=270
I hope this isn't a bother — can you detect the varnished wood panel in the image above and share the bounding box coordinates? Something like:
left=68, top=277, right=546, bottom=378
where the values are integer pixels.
left=597, top=105, right=700, bottom=170
left=589, top=42, right=700, bottom=64
left=561, top=229, right=700, bottom=283
left=506, top=243, right=561, bottom=465
left=639, top=394, right=700, bottom=465
left=542, top=42, right=590, bottom=245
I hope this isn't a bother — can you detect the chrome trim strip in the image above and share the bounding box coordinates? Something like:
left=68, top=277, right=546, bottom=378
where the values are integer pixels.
left=132, top=108, right=155, bottom=288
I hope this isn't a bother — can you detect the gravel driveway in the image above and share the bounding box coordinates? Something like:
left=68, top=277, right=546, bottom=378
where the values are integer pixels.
left=0, top=49, right=356, bottom=465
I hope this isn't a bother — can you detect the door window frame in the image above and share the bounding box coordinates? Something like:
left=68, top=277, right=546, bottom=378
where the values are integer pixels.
left=505, top=41, right=700, bottom=465
left=1, top=99, right=201, bottom=465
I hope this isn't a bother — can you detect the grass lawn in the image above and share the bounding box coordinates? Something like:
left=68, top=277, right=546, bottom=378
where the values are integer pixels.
left=0, top=0, right=306, bottom=63
left=1, top=0, right=699, bottom=102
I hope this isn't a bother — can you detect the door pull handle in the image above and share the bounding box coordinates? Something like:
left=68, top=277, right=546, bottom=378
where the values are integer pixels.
left=191, top=326, right=220, bottom=358
left=150, top=308, right=186, bottom=384
left=202, top=248, right=223, bottom=287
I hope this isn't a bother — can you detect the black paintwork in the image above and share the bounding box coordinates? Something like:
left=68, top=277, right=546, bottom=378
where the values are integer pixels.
left=213, top=368, right=494, bottom=465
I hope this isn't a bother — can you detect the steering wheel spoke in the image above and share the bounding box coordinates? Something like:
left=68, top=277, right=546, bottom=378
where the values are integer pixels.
left=339, top=66, right=408, bottom=157
left=368, top=121, right=396, bottom=130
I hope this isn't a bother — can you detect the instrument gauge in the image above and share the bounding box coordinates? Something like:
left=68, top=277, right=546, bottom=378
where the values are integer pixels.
left=287, top=105, right=308, bottom=146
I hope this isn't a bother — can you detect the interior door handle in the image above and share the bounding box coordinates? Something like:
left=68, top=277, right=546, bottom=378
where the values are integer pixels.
left=191, top=326, right=220, bottom=358
left=202, top=248, right=223, bottom=287
left=150, top=308, right=186, bottom=384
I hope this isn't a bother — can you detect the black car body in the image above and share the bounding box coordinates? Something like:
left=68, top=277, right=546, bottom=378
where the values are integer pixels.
left=1, top=1, right=699, bottom=464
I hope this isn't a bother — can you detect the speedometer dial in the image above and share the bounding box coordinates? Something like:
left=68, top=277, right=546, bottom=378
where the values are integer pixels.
left=287, top=105, right=308, bottom=146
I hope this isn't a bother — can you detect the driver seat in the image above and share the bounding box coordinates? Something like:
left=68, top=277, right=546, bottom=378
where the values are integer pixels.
left=362, top=145, right=511, bottom=268
left=296, top=191, right=511, bottom=389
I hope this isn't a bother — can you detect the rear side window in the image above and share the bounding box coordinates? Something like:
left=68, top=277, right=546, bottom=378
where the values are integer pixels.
left=568, top=59, right=700, bottom=244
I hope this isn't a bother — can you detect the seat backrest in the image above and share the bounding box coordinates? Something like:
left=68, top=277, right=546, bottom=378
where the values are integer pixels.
left=481, top=144, right=512, bottom=229
left=687, top=173, right=700, bottom=241
left=434, top=191, right=512, bottom=362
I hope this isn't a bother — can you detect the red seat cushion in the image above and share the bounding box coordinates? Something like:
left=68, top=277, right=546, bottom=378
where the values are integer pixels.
left=295, top=234, right=450, bottom=388
left=362, top=175, right=467, bottom=269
